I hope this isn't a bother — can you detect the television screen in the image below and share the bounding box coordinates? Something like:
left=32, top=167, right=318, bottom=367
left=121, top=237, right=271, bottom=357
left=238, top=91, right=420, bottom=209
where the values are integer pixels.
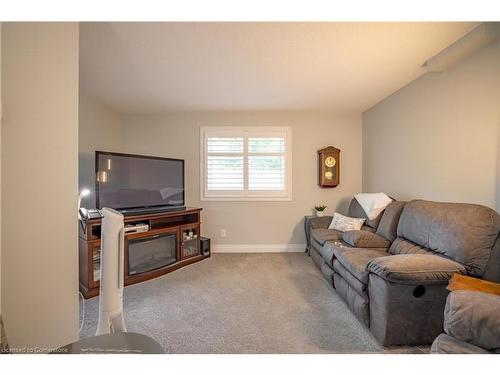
left=96, top=151, right=185, bottom=211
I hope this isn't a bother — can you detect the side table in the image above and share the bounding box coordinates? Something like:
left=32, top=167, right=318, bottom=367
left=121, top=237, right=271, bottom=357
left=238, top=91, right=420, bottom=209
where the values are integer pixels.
left=304, top=215, right=315, bottom=255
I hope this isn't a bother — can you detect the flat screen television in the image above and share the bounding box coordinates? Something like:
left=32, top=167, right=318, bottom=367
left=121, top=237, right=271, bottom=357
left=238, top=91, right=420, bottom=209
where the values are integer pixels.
left=95, top=151, right=185, bottom=214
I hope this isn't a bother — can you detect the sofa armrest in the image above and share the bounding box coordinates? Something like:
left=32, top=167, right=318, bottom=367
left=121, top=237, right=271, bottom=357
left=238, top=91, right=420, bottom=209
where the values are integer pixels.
left=342, top=230, right=390, bottom=248
left=430, top=333, right=490, bottom=354
left=308, top=216, right=332, bottom=230
left=367, top=254, right=466, bottom=284
left=444, top=290, right=500, bottom=351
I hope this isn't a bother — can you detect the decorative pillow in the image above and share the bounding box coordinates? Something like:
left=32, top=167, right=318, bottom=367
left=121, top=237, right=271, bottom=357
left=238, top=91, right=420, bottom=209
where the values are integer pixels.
left=328, top=212, right=365, bottom=232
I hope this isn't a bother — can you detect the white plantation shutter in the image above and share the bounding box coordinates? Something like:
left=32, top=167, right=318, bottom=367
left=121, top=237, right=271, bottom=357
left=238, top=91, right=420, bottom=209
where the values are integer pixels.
left=248, top=155, right=285, bottom=190
left=206, top=138, right=244, bottom=191
left=248, top=137, right=286, bottom=190
left=201, top=127, right=291, bottom=200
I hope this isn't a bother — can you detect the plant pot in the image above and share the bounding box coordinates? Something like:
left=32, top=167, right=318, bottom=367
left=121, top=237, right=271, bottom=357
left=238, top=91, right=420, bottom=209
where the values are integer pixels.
left=315, top=210, right=325, bottom=217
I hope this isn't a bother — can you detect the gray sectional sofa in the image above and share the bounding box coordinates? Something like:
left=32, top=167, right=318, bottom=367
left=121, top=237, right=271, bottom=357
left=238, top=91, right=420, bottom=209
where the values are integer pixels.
left=431, top=290, right=500, bottom=353
left=306, top=198, right=500, bottom=346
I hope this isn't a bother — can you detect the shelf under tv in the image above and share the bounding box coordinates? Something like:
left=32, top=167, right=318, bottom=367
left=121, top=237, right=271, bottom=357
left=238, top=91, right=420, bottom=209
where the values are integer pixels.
left=118, top=205, right=187, bottom=216
left=78, top=207, right=207, bottom=299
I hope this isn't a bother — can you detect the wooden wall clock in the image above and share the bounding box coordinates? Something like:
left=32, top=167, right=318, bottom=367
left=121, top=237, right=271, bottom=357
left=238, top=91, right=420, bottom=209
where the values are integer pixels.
left=318, top=146, right=340, bottom=188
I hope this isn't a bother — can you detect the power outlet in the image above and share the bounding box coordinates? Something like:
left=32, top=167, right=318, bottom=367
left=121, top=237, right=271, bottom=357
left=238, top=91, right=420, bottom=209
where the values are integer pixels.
left=220, top=229, right=226, bottom=238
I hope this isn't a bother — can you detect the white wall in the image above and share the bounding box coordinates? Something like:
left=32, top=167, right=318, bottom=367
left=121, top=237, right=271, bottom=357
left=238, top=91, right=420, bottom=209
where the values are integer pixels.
left=0, top=23, right=2, bottom=316
left=1, top=23, right=79, bottom=351
left=119, top=112, right=362, bottom=249
left=363, top=41, right=500, bottom=211
left=79, top=94, right=124, bottom=208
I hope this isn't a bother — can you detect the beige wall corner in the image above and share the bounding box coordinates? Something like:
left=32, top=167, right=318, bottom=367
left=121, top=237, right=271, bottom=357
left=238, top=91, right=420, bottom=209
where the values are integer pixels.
left=363, top=41, right=500, bottom=210
left=79, top=94, right=124, bottom=208
left=1, top=22, right=79, bottom=351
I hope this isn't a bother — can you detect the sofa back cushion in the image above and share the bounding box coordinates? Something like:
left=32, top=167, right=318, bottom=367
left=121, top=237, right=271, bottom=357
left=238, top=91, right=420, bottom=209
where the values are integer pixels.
left=376, top=201, right=407, bottom=241
left=347, top=197, right=387, bottom=229
left=389, top=238, right=434, bottom=256
left=483, top=234, right=500, bottom=283
left=396, top=200, right=500, bottom=277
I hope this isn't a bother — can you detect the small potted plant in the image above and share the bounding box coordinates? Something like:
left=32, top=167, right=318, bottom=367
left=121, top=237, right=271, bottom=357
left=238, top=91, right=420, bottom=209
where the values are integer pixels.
left=314, top=205, right=327, bottom=217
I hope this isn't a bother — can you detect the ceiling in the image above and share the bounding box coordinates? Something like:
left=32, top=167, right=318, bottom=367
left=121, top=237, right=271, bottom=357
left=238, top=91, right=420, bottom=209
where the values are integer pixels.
left=79, top=22, right=478, bottom=114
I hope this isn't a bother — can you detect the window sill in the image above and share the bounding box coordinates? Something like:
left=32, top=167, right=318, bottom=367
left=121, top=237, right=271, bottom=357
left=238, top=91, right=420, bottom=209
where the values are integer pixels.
left=200, top=196, right=292, bottom=202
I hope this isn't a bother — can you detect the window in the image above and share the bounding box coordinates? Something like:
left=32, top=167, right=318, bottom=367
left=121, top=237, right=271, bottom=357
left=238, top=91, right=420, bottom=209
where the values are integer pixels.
left=200, top=127, right=292, bottom=201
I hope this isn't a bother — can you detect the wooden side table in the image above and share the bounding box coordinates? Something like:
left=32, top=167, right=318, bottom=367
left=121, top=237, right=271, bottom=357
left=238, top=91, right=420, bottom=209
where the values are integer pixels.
left=448, top=274, right=500, bottom=296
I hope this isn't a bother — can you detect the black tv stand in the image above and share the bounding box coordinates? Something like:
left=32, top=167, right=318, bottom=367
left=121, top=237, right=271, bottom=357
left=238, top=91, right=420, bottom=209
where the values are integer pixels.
left=119, top=206, right=186, bottom=216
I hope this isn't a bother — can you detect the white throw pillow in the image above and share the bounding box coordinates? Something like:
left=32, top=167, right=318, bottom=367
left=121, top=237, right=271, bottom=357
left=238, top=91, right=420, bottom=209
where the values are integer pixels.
left=328, top=212, right=365, bottom=232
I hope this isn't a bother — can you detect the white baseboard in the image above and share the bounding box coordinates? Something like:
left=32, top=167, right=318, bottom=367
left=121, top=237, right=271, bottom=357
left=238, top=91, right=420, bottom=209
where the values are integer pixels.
left=212, top=243, right=306, bottom=253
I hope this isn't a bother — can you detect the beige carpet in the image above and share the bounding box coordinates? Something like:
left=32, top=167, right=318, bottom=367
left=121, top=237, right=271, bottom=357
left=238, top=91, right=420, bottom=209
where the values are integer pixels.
left=80, top=253, right=428, bottom=353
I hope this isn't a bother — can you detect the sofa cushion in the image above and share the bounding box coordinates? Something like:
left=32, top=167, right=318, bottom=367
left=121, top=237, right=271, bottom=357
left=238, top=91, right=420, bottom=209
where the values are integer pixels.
left=333, top=259, right=368, bottom=295
left=389, top=237, right=434, bottom=256
left=348, top=198, right=385, bottom=229
left=342, top=230, right=391, bottom=248
left=367, top=254, right=466, bottom=284
left=483, top=234, right=500, bottom=283
left=361, top=225, right=376, bottom=233
left=397, top=200, right=500, bottom=277
left=308, top=215, right=333, bottom=230
left=376, top=201, right=406, bottom=241
left=334, top=273, right=370, bottom=326
left=333, top=245, right=389, bottom=284
left=317, top=240, right=337, bottom=266
left=310, top=247, right=334, bottom=284
left=444, top=290, right=500, bottom=351
left=310, top=228, right=342, bottom=246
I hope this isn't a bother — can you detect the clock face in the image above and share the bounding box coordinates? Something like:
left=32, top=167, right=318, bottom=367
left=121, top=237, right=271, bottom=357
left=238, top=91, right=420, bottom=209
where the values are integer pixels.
left=325, top=156, right=336, bottom=168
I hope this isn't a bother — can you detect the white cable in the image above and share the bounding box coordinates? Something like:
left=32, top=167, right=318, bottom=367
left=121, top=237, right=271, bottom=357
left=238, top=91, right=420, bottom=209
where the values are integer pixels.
left=79, top=291, right=85, bottom=333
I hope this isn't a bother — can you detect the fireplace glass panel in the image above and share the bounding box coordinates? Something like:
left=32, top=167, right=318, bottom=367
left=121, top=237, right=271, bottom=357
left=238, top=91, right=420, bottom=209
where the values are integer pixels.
left=128, top=233, right=177, bottom=275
